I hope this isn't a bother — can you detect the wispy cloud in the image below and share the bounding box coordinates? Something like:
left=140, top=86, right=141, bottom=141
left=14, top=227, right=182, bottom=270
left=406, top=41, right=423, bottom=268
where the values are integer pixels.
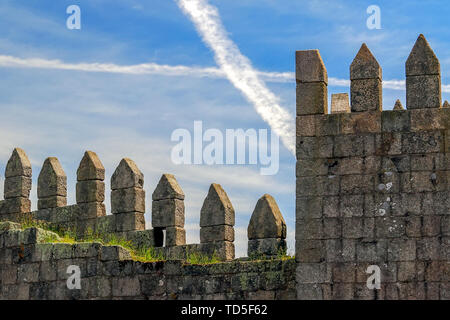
left=2, top=55, right=448, bottom=93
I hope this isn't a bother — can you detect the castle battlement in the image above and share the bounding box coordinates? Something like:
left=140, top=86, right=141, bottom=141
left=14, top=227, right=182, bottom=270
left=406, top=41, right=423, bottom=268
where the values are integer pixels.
left=0, top=148, right=287, bottom=262
left=295, top=34, right=449, bottom=300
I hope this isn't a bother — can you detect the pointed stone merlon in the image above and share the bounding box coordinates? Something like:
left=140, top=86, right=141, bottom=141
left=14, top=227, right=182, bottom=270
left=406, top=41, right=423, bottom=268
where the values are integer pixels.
left=199, top=183, right=235, bottom=260
left=110, top=158, right=145, bottom=232
left=152, top=174, right=186, bottom=246
left=1, top=148, right=32, bottom=216
left=350, top=43, right=382, bottom=112
left=37, top=157, right=67, bottom=209
left=247, top=194, right=287, bottom=257
left=443, top=100, right=450, bottom=108
left=393, top=99, right=404, bottom=110
left=406, top=34, right=441, bottom=109
left=331, top=93, right=350, bottom=113
left=296, top=50, right=328, bottom=115
left=76, top=151, right=106, bottom=218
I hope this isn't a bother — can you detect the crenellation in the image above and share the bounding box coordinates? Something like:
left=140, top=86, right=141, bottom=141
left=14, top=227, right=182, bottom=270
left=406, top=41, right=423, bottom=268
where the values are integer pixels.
left=295, top=50, right=328, bottom=116
left=199, top=183, right=235, bottom=260
left=350, top=43, right=382, bottom=112
left=247, top=194, right=287, bottom=257
left=405, top=34, right=442, bottom=109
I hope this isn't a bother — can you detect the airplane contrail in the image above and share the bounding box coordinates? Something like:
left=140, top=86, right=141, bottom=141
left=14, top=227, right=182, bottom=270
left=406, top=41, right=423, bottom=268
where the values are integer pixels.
left=176, top=0, right=296, bottom=155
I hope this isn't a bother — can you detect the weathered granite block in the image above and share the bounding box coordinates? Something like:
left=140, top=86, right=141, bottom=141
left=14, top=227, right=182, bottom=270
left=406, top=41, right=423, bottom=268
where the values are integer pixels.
left=5, top=148, right=32, bottom=178
left=4, top=176, right=32, bottom=199
left=100, top=245, right=132, bottom=261
left=200, top=184, right=235, bottom=227
left=152, top=174, right=185, bottom=201
left=296, top=83, right=328, bottom=115
left=152, top=198, right=184, bottom=228
left=115, top=212, right=145, bottom=232
left=77, top=151, right=105, bottom=181
left=111, top=187, right=145, bottom=214
left=331, top=93, right=350, bottom=114
left=200, top=225, right=234, bottom=243
left=76, top=180, right=105, bottom=203
left=38, top=196, right=67, bottom=210
left=248, top=194, right=286, bottom=240
left=37, top=157, right=67, bottom=198
left=166, top=226, right=186, bottom=247
left=111, top=158, right=144, bottom=190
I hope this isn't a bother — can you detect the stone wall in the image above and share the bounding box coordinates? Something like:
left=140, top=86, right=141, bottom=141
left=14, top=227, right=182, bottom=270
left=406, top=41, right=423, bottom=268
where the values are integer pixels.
left=295, top=34, right=449, bottom=299
left=0, top=222, right=295, bottom=300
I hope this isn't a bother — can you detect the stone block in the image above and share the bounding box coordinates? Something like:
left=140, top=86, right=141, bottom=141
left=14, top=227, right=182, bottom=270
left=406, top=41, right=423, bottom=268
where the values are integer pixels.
left=406, top=75, right=441, bottom=109
left=334, top=135, right=366, bottom=157
left=296, top=115, right=316, bottom=137
left=248, top=194, right=286, bottom=240
left=417, top=238, right=440, bottom=261
left=100, top=245, right=132, bottom=261
left=0, top=198, right=31, bottom=214
left=296, top=136, right=334, bottom=159
left=77, top=202, right=106, bottom=219
left=296, top=263, right=331, bottom=284
left=340, top=194, right=364, bottom=217
left=340, top=174, right=374, bottom=194
left=401, top=131, right=443, bottom=154
left=38, top=196, right=67, bottom=210
left=76, top=180, right=105, bottom=203
left=198, top=241, right=234, bottom=261
left=296, top=82, right=328, bottom=115
left=37, top=157, right=67, bottom=198
left=381, top=110, right=410, bottom=132
left=296, top=218, right=323, bottom=240
left=388, top=238, right=416, bottom=261
left=314, top=113, right=340, bottom=136
left=166, top=226, right=186, bottom=247
left=200, top=225, right=234, bottom=243
left=375, top=132, right=402, bottom=155
left=115, top=212, right=145, bottom=232
left=152, top=174, right=185, bottom=201
left=248, top=238, right=286, bottom=257
left=200, top=184, right=235, bottom=227
left=340, top=111, right=381, bottom=134
left=76, top=151, right=105, bottom=181
left=111, top=158, right=144, bottom=190
left=331, top=93, right=350, bottom=113
left=4, top=176, right=32, bottom=199
left=111, top=187, right=145, bottom=214
left=323, top=218, right=341, bottom=239
left=5, top=148, right=32, bottom=178
left=296, top=196, right=323, bottom=219
left=152, top=198, right=185, bottom=228
left=296, top=158, right=328, bottom=177
left=295, top=239, right=325, bottom=263
left=295, top=49, right=328, bottom=83
left=351, top=78, right=382, bottom=112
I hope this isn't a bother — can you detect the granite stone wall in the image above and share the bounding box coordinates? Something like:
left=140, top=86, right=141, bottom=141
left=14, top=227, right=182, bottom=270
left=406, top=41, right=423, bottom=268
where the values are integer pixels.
left=295, top=34, right=449, bottom=300
left=0, top=222, right=295, bottom=300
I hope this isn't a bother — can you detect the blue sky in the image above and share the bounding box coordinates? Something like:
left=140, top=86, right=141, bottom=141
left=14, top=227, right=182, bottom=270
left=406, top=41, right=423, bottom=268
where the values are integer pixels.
left=0, top=0, right=449, bottom=256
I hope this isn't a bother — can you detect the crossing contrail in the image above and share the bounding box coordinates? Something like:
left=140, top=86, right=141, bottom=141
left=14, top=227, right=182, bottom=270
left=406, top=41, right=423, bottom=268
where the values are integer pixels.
left=176, top=0, right=296, bottom=155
